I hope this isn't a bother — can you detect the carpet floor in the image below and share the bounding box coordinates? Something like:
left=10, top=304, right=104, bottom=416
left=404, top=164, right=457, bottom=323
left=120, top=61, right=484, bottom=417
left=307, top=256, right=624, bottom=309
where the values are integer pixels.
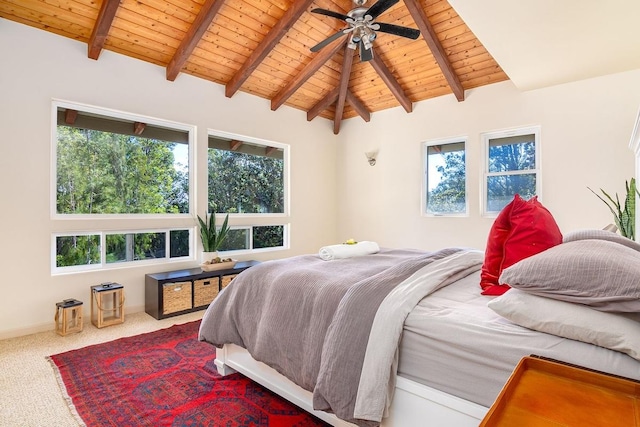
left=48, top=320, right=329, bottom=426
left=0, top=311, right=329, bottom=427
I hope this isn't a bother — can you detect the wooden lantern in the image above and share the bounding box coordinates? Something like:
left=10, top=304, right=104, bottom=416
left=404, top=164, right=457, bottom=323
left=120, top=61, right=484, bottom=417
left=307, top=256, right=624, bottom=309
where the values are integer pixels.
left=55, top=299, right=83, bottom=336
left=91, top=283, right=125, bottom=328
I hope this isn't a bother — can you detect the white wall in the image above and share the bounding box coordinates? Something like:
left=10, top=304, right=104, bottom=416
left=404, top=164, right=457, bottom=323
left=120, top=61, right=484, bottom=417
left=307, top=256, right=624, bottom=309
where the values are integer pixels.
left=0, top=20, right=339, bottom=338
left=1, top=18, right=639, bottom=338
left=337, top=72, right=640, bottom=251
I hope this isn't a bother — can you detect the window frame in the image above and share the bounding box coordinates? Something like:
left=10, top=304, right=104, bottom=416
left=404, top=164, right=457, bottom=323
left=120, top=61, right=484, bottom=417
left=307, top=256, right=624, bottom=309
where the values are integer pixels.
left=481, top=125, right=542, bottom=216
left=51, top=228, right=194, bottom=275
left=206, top=129, right=290, bottom=253
left=207, top=129, right=290, bottom=218
left=218, top=224, right=290, bottom=255
left=421, top=136, right=468, bottom=217
left=51, top=99, right=195, bottom=220
left=50, top=100, right=196, bottom=274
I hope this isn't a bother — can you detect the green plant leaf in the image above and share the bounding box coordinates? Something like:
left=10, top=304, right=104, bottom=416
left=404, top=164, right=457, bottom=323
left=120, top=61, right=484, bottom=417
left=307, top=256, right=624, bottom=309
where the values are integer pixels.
left=588, top=187, right=622, bottom=219
left=624, top=178, right=636, bottom=240
left=196, top=211, right=230, bottom=252
left=589, top=178, right=637, bottom=240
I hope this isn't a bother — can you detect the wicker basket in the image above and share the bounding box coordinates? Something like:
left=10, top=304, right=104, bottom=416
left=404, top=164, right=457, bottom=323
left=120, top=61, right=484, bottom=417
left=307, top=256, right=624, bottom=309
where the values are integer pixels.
left=162, top=281, right=192, bottom=315
left=221, top=274, right=238, bottom=289
left=193, top=278, right=219, bottom=307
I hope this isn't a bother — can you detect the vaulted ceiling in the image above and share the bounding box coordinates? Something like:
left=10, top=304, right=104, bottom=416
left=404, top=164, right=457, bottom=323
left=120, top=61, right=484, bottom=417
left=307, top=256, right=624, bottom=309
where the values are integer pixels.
left=0, top=0, right=510, bottom=133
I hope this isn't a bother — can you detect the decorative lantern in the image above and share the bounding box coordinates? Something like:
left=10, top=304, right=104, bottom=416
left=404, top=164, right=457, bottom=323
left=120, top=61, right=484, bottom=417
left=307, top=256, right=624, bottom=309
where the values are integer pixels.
left=91, top=282, right=125, bottom=328
left=55, top=299, right=83, bottom=336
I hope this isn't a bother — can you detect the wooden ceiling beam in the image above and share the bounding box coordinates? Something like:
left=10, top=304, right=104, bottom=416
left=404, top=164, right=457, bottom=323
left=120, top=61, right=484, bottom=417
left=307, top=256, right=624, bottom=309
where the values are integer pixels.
left=265, top=146, right=277, bottom=156
left=133, top=122, right=146, bottom=135
left=225, top=0, right=316, bottom=98
left=307, top=87, right=339, bottom=121
left=369, top=54, right=413, bottom=113
left=166, top=0, right=226, bottom=81
left=271, top=38, right=347, bottom=111
left=87, top=0, right=120, bottom=60
left=307, top=87, right=370, bottom=122
left=403, top=0, right=465, bottom=102
left=64, top=109, right=78, bottom=125
left=346, top=91, right=370, bottom=122
left=230, top=140, right=243, bottom=150
left=334, top=45, right=355, bottom=135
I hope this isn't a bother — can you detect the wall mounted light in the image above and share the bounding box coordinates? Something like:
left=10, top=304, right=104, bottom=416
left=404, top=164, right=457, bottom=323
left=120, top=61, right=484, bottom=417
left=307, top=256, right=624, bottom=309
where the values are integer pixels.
left=365, top=150, right=378, bottom=166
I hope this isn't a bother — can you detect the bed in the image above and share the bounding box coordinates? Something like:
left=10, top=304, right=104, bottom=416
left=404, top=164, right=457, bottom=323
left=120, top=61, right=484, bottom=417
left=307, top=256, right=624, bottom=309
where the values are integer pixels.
left=198, top=229, right=640, bottom=426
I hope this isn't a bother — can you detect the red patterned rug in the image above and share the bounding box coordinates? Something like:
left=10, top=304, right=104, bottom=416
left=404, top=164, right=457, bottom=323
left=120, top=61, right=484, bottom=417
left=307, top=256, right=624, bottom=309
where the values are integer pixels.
left=48, top=321, right=329, bottom=427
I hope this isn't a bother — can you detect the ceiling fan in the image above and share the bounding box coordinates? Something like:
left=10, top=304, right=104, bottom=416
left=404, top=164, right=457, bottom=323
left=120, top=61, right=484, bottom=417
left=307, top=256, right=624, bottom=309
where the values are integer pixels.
left=310, top=0, right=421, bottom=62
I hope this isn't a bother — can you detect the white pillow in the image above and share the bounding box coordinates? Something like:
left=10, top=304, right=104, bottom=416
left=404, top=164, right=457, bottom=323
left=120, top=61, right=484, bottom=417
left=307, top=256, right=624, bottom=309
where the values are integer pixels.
left=488, top=289, right=640, bottom=361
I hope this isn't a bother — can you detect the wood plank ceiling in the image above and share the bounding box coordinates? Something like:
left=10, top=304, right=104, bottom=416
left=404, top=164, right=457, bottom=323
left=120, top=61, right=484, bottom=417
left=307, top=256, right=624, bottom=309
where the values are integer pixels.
left=0, top=0, right=509, bottom=134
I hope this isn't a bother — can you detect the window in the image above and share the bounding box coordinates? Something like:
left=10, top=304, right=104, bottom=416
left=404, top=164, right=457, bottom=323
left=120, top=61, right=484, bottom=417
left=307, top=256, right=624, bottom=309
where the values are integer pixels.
left=219, top=225, right=287, bottom=252
left=52, top=100, right=194, bottom=273
left=105, top=230, right=190, bottom=263
left=53, top=229, right=191, bottom=271
left=423, top=138, right=467, bottom=216
left=55, top=234, right=101, bottom=268
left=482, top=126, right=541, bottom=214
left=207, top=130, right=289, bottom=252
left=54, top=104, right=190, bottom=215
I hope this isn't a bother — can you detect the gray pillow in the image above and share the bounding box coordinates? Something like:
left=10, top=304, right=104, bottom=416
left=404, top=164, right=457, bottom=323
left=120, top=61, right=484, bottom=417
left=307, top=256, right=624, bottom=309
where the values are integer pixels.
left=563, top=229, right=640, bottom=251
left=499, top=239, right=640, bottom=312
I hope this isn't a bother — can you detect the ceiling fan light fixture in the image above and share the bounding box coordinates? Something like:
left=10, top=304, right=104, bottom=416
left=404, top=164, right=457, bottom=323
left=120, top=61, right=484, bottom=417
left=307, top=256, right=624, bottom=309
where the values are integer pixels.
left=366, top=28, right=376, bottom=41
left=310, top=0, right=417, bottom=62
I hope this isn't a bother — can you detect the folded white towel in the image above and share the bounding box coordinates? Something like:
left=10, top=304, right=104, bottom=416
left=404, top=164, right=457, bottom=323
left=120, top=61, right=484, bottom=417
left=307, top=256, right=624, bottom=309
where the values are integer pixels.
left=318, top=241, right=380, bottom=261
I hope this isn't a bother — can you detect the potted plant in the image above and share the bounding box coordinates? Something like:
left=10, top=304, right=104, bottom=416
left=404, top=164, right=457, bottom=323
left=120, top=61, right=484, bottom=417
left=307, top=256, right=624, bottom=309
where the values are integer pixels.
left=197, top=210, right=230, bottom=263
left=588, top=177, right=640, bottom=240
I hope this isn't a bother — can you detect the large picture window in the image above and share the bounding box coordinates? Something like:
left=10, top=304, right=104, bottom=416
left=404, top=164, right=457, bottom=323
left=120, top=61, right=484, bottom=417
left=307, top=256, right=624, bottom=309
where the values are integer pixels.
left=423, top=138, right=467, bottom=216
left=52, top=101, right=193, bottom=273
left=207, top=131, right=288, bottom=252
left=482, top=126, right=541, bottom=214
left=207, top=133, right=285, bottom=214
left=55, top=105, right=190, bottom=215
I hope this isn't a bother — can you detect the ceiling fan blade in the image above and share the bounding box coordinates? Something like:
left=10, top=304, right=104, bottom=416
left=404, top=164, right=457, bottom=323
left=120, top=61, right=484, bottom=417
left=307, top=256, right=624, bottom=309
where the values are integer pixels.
left=310, top=8, right=350, bottom=21
left=364, top=0, right=399, bottom=20
left=310, top=30, right=348, bottom=52
left=375, top=22, right=421, bottom=39
left=358, top=40, right=374, bottom=62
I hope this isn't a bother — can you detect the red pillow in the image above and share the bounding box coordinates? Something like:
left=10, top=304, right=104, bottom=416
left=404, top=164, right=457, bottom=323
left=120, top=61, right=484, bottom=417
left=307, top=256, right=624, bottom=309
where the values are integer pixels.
left=480, top=194, right=562, bottom=295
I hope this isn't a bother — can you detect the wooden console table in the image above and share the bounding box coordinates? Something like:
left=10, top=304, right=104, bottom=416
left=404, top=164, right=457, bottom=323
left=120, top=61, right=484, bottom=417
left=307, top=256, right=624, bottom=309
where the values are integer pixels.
left=145, top=260, right=259, bottom=320
left=480, top=356, right=640, bottom=426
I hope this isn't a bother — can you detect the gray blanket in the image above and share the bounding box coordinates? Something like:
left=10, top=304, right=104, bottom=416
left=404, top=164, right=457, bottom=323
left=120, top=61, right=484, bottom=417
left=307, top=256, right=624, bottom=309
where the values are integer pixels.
left=353, top=250, right=484, bottom=422
left=198, top=247, right=465, bottom=426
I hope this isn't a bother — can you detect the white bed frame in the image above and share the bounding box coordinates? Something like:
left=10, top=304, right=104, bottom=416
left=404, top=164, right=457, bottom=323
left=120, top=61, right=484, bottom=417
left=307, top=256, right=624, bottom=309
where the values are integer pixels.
left=215, top=344, right=488, bottom=426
